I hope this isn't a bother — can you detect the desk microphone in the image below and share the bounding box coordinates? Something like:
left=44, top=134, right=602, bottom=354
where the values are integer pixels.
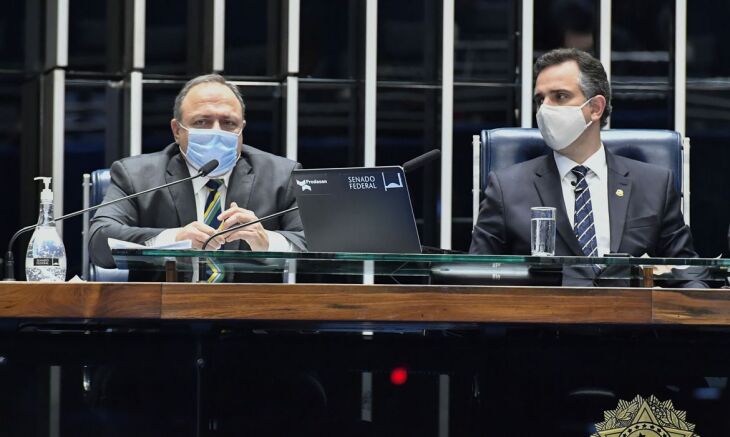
left=402, top=149, right=440, bottom=173
left=201, top=206, right=299, bottom=251
left=3, top=159, right=220, bottom=281
left=198, top=206, right=299, bottom=281
left=402, top=149, right=454, bottom=253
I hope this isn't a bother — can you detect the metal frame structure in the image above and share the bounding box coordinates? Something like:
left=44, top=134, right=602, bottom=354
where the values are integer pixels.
left=364, top=0, right=377, bottom=168
left=520, top=0, right=533, bottom=129
left=440, top=0, right=454, bottom=249
left=38, top=0, right=692, bottom=274
left=285, top=0, right=300, bottom=161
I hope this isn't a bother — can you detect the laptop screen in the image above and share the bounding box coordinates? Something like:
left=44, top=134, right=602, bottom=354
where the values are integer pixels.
left=291, top=166, right=422, bottom=253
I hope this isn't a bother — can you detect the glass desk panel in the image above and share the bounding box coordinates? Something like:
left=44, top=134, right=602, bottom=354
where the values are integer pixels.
left=111, top=250, right=728, bottom=286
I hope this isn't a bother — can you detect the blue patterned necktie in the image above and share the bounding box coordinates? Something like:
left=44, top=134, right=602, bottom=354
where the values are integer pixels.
left=571, top=165, right=598, bottom=257
left=203, top=179, right=224, bottom=282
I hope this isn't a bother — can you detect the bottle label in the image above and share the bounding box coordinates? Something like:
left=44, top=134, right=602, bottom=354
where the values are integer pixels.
left=33, top=258, right=59, bottom=267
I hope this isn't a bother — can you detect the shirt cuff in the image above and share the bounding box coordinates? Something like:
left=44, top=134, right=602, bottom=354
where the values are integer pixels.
left=266, top=230, right=293, bottom=252
left=145, top=228, right=181, bottom=247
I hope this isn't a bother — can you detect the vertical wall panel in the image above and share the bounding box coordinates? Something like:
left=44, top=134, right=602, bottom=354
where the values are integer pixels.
left=364, top=0, right=377, bottom=167
left=132, top=0, right=146, bottom=69
left=212, top=0, right=225, bottom=71
left=286, top=0, right=300, bottom=161
left=440, top=0, right=454, bottom=249
left=129, top=71, right=143, bottom=156
left=600, top=0, right=611, bottom=127
left=675, top=0, right=686, bottom=137
left=47, top=0, right=69, bottom=234
left=520, top=0, right=533, bottom=127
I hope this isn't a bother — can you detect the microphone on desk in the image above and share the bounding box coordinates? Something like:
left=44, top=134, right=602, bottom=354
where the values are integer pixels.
left=3, top=159, right=221, bottom=281
left=402, top=149, right=440, bottom=173
left=395, top=150, right=448, bottom=248
left=201, top=206, right=300, bottom=251
left=399, top=149, right=463, bottom=254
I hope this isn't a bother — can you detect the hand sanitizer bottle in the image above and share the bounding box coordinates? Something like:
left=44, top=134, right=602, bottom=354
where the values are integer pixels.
left=25, top=177, right=66, bottom=282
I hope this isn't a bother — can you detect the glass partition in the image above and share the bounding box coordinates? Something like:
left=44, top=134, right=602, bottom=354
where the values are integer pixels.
left=112, top=250, right=726, bottom=287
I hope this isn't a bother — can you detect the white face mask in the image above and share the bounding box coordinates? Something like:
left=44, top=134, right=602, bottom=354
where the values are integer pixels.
left=536, top=98, right=594, bottom=151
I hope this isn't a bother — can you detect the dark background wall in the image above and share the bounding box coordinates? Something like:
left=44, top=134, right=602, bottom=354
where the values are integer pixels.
left=0, top=0, right=728, bottom=279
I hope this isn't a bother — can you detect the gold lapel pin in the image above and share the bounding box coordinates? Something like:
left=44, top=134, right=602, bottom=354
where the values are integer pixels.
left=616, top=189, right=624, bottom=197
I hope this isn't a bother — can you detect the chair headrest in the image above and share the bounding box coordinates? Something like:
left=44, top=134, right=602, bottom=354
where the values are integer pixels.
left=479, top=128, right=683, bottom=193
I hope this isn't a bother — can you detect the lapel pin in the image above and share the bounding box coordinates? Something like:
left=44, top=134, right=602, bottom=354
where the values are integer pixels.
left=615, top=189, right=624, bottom=197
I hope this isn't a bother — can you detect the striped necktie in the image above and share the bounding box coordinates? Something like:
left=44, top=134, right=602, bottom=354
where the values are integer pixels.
left=571, top=165, right=598, bottom=257
left=204, top=179, right=223, bottom=230
left=203, top=179, right=224, bottom=282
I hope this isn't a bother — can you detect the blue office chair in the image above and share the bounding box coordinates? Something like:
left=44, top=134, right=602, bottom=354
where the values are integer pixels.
left=81, top=169, right=129, bottom=282
left=473, top=128, right=690, bottom=224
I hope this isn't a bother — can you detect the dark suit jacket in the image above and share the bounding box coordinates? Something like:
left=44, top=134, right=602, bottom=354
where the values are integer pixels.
left=89, top=143, right=306, bottom=268
left=469, top=150, right=706, bottom=287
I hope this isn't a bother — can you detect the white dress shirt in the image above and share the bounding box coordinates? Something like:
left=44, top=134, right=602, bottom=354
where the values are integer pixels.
left=553, top=146, right=611, bottom=256
left=147, top=162, right=292, bottom=251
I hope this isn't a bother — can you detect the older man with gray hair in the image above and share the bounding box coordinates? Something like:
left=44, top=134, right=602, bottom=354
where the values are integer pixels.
left=89, top=74, right=305, bottom=273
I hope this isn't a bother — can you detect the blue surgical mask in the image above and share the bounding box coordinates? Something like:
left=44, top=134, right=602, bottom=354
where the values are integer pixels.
left=179, top=124, right=241, bottom=177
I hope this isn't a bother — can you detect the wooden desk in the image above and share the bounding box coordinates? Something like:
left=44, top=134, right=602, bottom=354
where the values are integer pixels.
left=0, top=282, right=728, bottom=437
left=0, top=282, right=727, bottom=325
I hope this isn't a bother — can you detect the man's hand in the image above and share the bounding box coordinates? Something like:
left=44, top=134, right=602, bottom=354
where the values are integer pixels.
left=217, top=202, right=270, bottom=251
left=175, top=221, right=226, bottom=249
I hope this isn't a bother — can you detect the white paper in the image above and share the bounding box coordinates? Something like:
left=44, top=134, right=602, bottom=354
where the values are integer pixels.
left=640, top=252, right=691, bottom=272
left=108, top=238, right=192, bottom=250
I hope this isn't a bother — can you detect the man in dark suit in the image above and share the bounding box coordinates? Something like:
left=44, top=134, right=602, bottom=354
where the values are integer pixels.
left=89, top=73, right=305, bottom=268
left=469, top=48, right=705, bottom=286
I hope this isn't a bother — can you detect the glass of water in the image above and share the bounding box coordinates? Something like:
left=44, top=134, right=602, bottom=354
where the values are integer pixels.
left=531, top=207, right=556, bottom=256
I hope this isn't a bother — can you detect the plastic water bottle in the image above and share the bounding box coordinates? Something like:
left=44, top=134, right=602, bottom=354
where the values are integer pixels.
left=25, top=177, right=66, bottom=282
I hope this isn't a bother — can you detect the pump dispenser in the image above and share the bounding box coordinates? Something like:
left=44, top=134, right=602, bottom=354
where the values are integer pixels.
left=25, top=177, right=66, bottom=281
left=35, top=177, right=53, bottom=203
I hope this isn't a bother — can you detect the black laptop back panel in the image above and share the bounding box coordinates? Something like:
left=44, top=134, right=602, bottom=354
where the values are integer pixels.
left=291, top=166, right=422, bottom=253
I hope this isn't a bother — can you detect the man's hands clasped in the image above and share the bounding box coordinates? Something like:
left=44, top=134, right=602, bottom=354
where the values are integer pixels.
left=175, top=201, right=269, bottom=251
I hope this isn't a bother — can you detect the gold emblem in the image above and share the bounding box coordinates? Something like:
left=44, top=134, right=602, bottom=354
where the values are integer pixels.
left=616, top=189, right=624, bottom=197
left=592, top=394, right=699, bottom=437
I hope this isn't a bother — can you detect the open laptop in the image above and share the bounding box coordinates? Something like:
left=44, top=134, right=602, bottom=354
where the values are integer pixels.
left=291, top=166, right=422, bottom=253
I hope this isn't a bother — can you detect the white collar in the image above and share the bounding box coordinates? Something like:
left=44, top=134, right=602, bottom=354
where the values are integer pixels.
left=186, top=161, right=232, bottom=195
left=553, top=144, right=608, bottom=181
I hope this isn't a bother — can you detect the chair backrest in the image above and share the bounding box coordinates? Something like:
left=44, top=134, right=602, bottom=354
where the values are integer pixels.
left=479, top=128, right=684, bottom=193
left=90, top=169, right=111, bottom=209
left=82, top=169, right=128, bottom=282
left=472, top=128, right=690, bottom=226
